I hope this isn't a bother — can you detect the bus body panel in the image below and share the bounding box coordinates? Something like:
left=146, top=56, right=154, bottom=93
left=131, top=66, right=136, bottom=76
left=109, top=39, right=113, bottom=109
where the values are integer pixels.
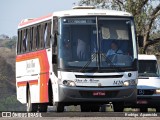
left=60, top=71, right=137, bottom=87
left=52, top=71, right=137, bottom=103
left=16, top=49, right=51, bottom=103
left=58, top=85, right=137, bottom=103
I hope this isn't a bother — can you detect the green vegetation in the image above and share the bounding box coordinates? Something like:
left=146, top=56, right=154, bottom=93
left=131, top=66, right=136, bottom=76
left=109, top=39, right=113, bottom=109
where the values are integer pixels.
left=5, top=40, right=16, bottom=49
left=0, top=95, right=25, bottom=111
left=0, top=36, right=25, bottom=111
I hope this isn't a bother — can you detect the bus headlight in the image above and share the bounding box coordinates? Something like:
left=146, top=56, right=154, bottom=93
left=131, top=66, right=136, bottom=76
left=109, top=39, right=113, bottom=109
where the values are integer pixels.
left=123, top=81, right=130, bottom=86
left=123, top=80, right=136, bottom=86
left=156, top=89, right=160, bottom=94
left=63, top=80, right=76, bottom=87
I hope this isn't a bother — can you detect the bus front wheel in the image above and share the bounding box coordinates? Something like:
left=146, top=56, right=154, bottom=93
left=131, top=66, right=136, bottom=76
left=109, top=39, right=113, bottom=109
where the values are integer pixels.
left=81, top=104, right=90, bottom=112
left=38, top=104, right=48, bottom=112
left=156, top=107, right=160, bottom=112
left=113, top=103, right=124, bottom=112
left=81, top=104, right=100, bottom=112
left=27, top=90, right=38, bottom=112
left=56, top=102, right=64, bottom=112
left=140, top=107, right=148, bottom=112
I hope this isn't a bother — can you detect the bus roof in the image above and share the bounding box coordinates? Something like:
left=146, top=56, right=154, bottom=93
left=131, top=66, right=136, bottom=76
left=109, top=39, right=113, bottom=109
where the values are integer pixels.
left=53, top=9, right=132, bottom=17
left=18, top=9, right=132, bottom=29
left=138, top=54, right=157, bottom=61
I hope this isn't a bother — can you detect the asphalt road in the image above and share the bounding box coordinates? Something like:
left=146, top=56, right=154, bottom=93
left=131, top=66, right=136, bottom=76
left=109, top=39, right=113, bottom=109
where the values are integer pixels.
left=0, top=112, right=160, bottom=120
left=1, top=106, right=160, bottom=119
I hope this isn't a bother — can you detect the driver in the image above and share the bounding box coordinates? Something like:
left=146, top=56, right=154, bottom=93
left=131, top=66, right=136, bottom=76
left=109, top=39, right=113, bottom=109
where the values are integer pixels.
left=106, top=41, right=123, bottom=57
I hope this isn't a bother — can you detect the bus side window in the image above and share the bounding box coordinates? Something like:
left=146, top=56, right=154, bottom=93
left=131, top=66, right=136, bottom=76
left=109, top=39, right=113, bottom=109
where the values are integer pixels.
left=44, top=23, right=48, bottom=48
left=30, top=27, right=34, bottom=51
left=21, top=30, right=24, bottom=53
left=22, top=29, right=27, bottom=53
left=36, top=25, right=40, bottom=50
left=27, top=28, right=31, bottom=52
left=40, top=23, right=44, bottom=49
left=17, top=30, right=22, bottom=54
left=32, top=27, right=37, bottom=51
left=46, top=22, right=51, bottom=48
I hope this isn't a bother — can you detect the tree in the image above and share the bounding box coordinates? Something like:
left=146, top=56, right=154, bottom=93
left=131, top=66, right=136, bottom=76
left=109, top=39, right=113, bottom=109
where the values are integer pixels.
left=77, top=0, right=160, bottom=53
left=5, top=40, right=16, bottom=49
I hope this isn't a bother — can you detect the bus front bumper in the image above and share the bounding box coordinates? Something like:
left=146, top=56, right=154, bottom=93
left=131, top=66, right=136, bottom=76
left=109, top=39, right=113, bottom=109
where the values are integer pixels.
left=58, top=85, right=137, bottom=104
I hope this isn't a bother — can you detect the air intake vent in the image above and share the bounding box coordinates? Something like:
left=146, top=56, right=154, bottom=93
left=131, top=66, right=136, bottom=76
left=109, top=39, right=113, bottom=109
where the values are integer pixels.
left=73, top=6, right=95, bottom=9
left=75, top=75, right=123, bottom=78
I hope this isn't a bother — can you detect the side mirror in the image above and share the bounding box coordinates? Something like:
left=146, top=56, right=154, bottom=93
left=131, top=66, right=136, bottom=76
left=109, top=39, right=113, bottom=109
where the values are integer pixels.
left=53, top=33, right=57, bottom=47
left=52, top=16, right=58, bottom=64
left=137, top=35, right=144, bottom=47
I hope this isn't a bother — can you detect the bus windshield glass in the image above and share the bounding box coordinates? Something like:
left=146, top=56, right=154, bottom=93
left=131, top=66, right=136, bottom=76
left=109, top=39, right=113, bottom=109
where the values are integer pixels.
left=58, top=17, right=136, bottom=71
left=138, top=60, right=159, bottom=77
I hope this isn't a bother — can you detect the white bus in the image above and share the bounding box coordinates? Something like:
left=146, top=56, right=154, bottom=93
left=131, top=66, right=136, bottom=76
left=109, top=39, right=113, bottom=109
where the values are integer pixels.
left=16, top=6, right=138, bottom=112
left=135, top=54, right=160, bottom=112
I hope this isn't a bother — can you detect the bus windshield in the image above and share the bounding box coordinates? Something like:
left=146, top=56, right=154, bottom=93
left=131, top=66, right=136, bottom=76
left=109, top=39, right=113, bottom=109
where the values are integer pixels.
left=138, top=60, right=159, bottom=77
left=58, top=17, right=136, bottom=71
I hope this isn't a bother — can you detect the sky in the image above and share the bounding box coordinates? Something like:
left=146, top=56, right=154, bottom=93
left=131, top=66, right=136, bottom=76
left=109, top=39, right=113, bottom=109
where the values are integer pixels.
left=0, top=0, right=77, bottom=37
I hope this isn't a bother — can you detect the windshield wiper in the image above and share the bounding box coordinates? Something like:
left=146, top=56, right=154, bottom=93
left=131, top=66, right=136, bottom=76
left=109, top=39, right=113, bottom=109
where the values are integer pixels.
left=79, top=52, right=98, bottom=72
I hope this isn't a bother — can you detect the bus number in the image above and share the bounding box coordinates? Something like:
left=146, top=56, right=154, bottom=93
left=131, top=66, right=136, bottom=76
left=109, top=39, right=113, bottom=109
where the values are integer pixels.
left=113, top=80, right=124, bottom=85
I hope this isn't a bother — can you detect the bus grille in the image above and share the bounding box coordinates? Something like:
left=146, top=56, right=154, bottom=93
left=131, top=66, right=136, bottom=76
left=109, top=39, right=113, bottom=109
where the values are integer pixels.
left=79, top=91, right=119, bottom=98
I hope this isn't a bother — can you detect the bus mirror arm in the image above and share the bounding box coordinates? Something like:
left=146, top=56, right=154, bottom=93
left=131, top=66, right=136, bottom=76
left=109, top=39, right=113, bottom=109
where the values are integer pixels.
left=52, top=54, right=57, bottom=64
left=52, top=33, right=58, bottom=64
left=52, top=33, right=58, bottom=47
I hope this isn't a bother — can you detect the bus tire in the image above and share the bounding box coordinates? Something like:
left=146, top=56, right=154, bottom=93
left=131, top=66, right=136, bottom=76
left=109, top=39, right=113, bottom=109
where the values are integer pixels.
left=48, top=80, right=53, bottom=106
left=56, top=102, right=64, bottom=112
left=80, top=104, right=90, bottom=112
left=90, top=105, right=100, bottom=112
left=100, top=105, right=106, bottom=112
left=140, top=107, right=148, bottom=112
left=27, top=90, right=38, bottom=112
left=113, top=103, right=124, bottom=112
left=156, top=107, right=160, bottom=112
left=38, top=104, right=48, bottom=112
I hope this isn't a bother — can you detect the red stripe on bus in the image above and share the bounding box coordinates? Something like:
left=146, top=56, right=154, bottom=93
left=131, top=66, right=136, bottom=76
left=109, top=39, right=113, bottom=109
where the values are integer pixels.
left=29, top=80, right=38, bottom=85
left=16, top=49, right=50, bottom=103
left=17, top=81, right=27, bottom=87
left=17, top=80, right=38, bottom=87
left=18, top=13, right=52, bottom=27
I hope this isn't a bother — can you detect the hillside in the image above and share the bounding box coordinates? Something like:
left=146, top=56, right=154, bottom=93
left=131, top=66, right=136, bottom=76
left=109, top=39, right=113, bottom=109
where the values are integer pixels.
left=0, top=38, right=25, bottom=111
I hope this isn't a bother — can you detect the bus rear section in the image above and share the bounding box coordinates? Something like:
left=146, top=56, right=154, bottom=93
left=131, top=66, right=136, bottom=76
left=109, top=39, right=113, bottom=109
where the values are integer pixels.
left=16, top=7, right=138, bottom=112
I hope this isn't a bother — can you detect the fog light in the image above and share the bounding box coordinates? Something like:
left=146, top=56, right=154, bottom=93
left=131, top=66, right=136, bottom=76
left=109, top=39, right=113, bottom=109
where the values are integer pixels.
left=123, top=81, right=129, bottom=86
left=156, top=89, right=160, bottom=94
left=63, top=80, right=76, bottom=87
left=63, top=80, right=68, bottom=85
left=69, top=81, right=76, bottom=87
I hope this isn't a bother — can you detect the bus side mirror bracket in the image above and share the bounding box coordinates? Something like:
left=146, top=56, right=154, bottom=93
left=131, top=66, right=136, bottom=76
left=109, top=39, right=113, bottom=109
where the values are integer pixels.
left=52, top=34, right=57, bottom=64
left=52, top=17, right=58, bottom=65
left=137, top=35, right=144, bottom=47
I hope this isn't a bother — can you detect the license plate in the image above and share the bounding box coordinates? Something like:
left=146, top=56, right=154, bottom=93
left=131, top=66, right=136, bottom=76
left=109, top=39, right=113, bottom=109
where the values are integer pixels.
left=93, top=91, right=106, bottom=96
left=137, top=100, right=148, bottom=104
